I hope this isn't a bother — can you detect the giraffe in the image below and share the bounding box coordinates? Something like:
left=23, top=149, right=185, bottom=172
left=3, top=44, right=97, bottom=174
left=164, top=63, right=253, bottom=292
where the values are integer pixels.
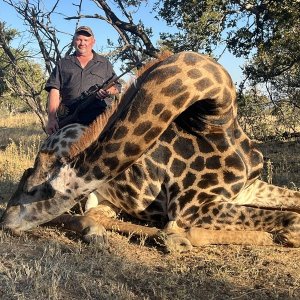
left=1, top=51, right=300, bottom=252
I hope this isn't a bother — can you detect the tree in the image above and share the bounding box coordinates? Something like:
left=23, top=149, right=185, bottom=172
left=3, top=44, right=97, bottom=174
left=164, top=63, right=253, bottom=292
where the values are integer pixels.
left=0, top=22, right=48, bottom=126
left=155, top=0, right=300, bottom=133
left=1, top=0, right=160, bottom=131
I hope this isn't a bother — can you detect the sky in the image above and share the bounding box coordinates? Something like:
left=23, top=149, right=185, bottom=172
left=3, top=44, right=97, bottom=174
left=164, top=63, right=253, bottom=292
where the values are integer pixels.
left=0, top=0, right=245, bottom=85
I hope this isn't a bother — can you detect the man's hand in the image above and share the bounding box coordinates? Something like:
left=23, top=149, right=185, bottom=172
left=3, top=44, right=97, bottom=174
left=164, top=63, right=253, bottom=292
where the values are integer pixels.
left=96, top=89, right=110, bottom=99
left=46, top=118, right=59, bottom=135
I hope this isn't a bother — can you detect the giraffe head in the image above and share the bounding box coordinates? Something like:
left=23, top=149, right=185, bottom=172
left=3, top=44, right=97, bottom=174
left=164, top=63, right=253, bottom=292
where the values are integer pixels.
left=0, top=150, right=76, bottom=233
left=0, top=55, right=166, bottom=233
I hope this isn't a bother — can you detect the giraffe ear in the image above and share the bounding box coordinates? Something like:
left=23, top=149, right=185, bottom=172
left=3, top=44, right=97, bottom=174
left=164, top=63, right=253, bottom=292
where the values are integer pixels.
left=24, top=151, right=59, bottom=189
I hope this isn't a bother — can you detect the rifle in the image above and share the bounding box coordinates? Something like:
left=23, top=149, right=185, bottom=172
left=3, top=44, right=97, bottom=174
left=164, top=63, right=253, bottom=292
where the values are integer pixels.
left=57, top=61, right=142, bottom=128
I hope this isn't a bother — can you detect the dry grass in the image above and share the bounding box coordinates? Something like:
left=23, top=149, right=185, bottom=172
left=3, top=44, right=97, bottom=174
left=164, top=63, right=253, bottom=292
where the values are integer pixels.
left=0, top=112, right=299, bottom=300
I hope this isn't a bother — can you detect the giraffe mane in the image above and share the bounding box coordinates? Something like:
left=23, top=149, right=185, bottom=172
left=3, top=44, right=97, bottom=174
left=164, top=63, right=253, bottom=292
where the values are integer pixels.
left=68, top=50, right=174, bottom=159
left=68, top=98, right=121, bottom=158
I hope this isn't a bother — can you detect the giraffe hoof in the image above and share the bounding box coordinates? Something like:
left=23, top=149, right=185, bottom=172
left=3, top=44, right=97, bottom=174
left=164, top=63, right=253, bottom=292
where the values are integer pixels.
left=165, top=233, right=193, bottom=253
left=82, top=224, right=108, bottom=246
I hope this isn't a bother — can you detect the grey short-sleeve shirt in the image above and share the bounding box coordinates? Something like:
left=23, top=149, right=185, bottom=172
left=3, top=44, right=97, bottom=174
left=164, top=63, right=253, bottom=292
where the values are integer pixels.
left=45, top=51, right=121, bottom=103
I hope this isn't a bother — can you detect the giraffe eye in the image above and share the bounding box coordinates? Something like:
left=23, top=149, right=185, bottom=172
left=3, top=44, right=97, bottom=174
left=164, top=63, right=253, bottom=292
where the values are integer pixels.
left=27, top=187, right=38, bottom=196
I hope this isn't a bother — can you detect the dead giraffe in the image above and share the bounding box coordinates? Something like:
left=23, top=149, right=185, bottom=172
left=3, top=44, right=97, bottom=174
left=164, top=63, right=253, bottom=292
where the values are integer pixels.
left=1, top=51, right=300, bottom=252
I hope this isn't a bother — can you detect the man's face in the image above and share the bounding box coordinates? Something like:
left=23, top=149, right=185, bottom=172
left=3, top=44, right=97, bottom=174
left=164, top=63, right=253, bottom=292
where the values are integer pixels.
left=73, top=33, right=95, bottom=55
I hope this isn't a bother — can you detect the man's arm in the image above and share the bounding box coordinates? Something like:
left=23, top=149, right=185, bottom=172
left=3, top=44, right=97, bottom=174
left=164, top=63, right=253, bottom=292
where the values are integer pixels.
left=46, top=88, right=60, bottom=135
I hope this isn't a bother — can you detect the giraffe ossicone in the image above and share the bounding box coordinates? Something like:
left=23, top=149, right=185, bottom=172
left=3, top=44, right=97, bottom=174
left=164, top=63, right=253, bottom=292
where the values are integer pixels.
left=1, top=51, right=299, bottom=252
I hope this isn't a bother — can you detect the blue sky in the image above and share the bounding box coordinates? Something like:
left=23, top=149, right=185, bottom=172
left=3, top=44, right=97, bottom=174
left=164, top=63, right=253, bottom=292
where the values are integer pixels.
left=0, top=0, right=244, bottom=84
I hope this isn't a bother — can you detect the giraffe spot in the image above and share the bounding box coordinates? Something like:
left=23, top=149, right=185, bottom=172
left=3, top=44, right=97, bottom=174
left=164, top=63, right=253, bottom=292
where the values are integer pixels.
left=234, top=128, right=242, bottom=139
left=151, top=144, right=172, bottom=165
left=36, top=202, right=43, bottom=213
left=225, top=152, right=245, bottom=171
left=159, top=110, right=173, bottom=122
left=198, top=192, right=216, bottom=202
left=163, top=54, right=181, bottom=65
left=103, top=157, right=120, bottom=170
left=133, top=121, right=152, bottom=136
left=212, top=208, right=219, bottom=216
left=173, top=137, right=195, bottom=159
left=160, top=128, right=176, bottom=143
left=172, top=91, right=190, bottom=108
left=152, top=103, right=165, bottom=115
left=168, top=202, right=177, bottom=218
left=84, top=175, right=92, bottom=182
left=223, top=171, right=244, bottom=184
left=178, top=189, right=197, bottom=210
left=145, top=158, right=165, bottom=181
left=210, top=187, right=231, bottom=199
left=53, top=146, right=59, bottom=153
left=128, top=107, right=140, bottom=123
left=124, top=184, right=139, bottom=200
left=205, top=155, right=222, bottom=169
left=77, top=165, right=89, bottom=177
left=187, top=69, right=202, bottom=79
left=202, top=87, right=221, bottom=99
left=116, top=189, right=125, bottom=201
left=124, top=142, right=141, bottom=157
left=250, top=150, right=263, bottom=166
left=61, top=151, right=69, bottom=157
left=144, top=183, right=160, bottom=197
left=203, top=63, right=223, bottom=84
left=63, top=129, right=78, bottom=139
left=197, top=137, right=214, bottom=153
left=190, top=156, right=205, bottom=171
left=128, top=165, right=144, bottom=190
left=248, top=169, right=261, bottom=181
left=240, top=139, right=250, bottom=154
left=60, top=140, right=67, bottom=148
left=222, top=87, right=234, bottom=102
left=197, top=173, right=219, bottom=188
left=169, top=182, right=180, bottom=199
left=170, top=158, right=186, bottom=177
left=182, top=172, right=197, bottom=189
left=182, top=205, right=200, bottom=217
left=194, top=78, right=214, bottom=91
left=161, top=79, right=187, bottom=97
left=239, top=212, right=246, bottom=222
left=201, top=201, right=217, bottom=213
left=183, top=52, right=205, bottom=65
left=144, top=127, right=162, bottom=144
left=147, top=66, right=182, bottom=84
left=205, top=133, right=229, bottom=152
left=201, top=215, right=213, bottom=224
left=105, top=142, right=121, bottom=153
left=113, top=126, right=129, bottom=140
left=92, top=165, right=104, bottom=179
left=50, top=137, right=59, bottom=149
left=44, top=200, right=51, bottom=210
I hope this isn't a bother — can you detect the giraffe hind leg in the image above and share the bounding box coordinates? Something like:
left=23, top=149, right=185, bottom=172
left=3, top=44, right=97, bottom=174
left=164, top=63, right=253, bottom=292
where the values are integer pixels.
left=189, top=200, right=300, bottom=247
left=233, top=179, right=300, bottom=213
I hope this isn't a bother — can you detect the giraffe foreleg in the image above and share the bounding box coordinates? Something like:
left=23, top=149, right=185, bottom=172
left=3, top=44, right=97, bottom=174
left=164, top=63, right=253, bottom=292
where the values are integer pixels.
left=48, top=207, right=163, bottom=246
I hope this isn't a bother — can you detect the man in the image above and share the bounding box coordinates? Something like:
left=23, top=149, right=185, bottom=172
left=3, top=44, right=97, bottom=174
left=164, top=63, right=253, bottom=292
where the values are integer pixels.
left=45, top=26, right=121, bottom=135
